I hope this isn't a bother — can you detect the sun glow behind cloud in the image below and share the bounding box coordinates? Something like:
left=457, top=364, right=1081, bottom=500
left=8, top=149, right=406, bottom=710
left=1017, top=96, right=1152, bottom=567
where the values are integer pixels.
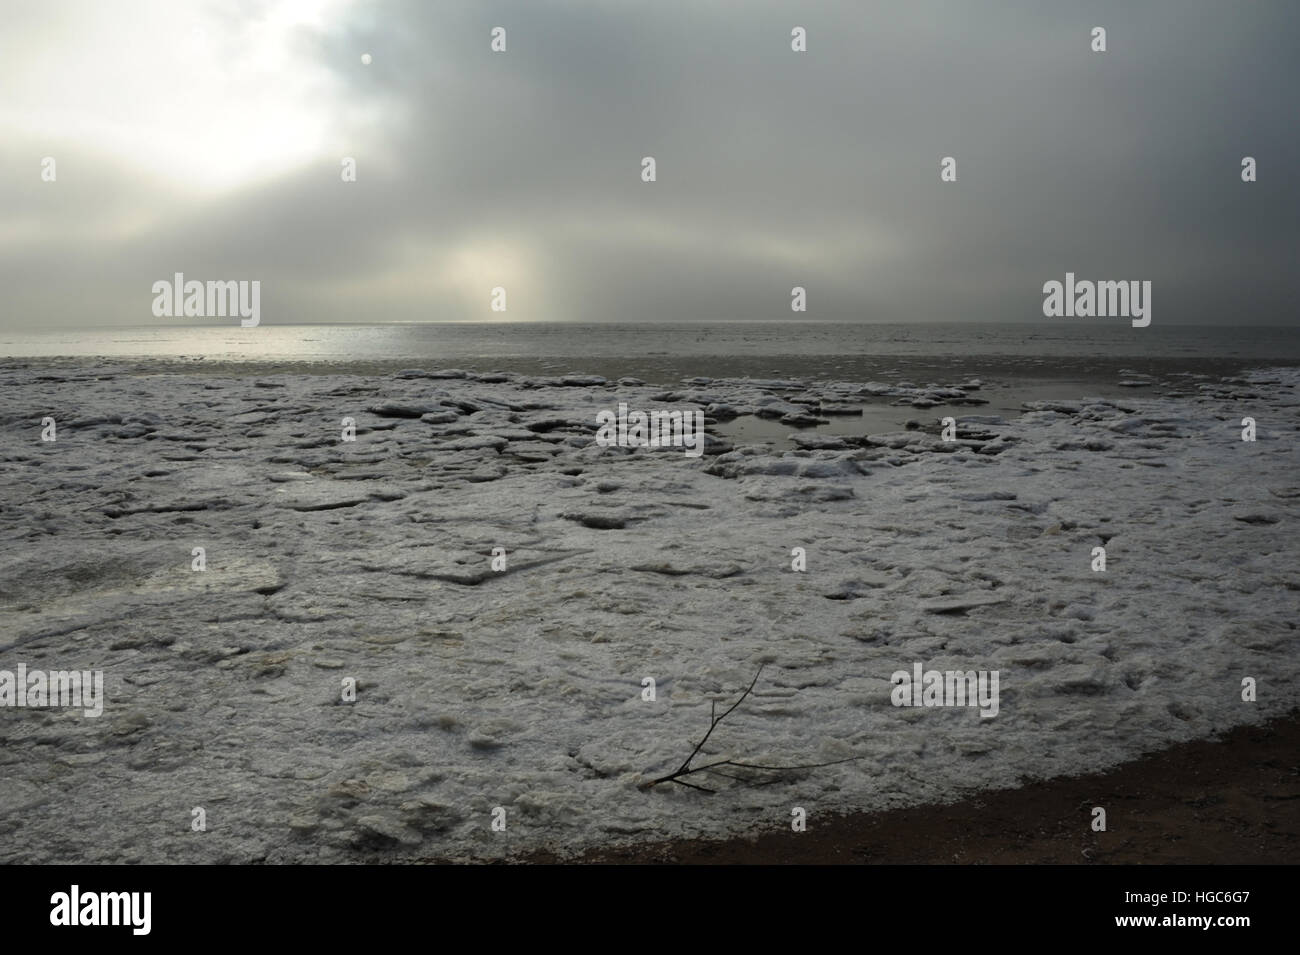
left=3, top=0, right=358, bottom=194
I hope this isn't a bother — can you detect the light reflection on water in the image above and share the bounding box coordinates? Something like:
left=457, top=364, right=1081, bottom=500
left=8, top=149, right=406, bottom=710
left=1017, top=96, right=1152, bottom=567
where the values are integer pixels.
left=3, top=322, right=1298, bottom=363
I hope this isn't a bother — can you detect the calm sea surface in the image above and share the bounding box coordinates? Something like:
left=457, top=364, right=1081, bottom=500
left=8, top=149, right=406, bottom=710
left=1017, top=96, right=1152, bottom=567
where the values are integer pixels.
left=4, top=323, right=1298, bottom=389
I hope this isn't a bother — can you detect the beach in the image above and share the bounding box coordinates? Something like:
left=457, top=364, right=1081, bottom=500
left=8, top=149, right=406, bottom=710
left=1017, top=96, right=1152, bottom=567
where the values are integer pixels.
left=1, top=350, right=1296, bottom=863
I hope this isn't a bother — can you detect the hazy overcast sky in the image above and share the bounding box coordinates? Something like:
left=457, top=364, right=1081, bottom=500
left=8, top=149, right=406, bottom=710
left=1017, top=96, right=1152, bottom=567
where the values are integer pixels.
left=2, top=0, right=1297, bottom=326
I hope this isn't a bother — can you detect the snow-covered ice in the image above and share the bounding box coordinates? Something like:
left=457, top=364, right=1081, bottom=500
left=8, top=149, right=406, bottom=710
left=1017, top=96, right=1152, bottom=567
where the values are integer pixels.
left=0, top=362, right=1296, bottom=862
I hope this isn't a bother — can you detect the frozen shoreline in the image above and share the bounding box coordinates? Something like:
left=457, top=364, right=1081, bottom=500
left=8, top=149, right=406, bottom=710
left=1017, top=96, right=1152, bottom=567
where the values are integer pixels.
left=0, top=361, right=1297, bottom=862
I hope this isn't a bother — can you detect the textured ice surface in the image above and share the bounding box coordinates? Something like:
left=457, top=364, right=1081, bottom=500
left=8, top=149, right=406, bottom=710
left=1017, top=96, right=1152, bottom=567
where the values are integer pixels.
left=0, top=363, right=1296, bottom=862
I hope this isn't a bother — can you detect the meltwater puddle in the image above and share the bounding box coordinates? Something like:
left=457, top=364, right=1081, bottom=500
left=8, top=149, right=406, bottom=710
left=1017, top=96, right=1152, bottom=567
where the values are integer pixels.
left=712, top=375, right=1178, bottom=449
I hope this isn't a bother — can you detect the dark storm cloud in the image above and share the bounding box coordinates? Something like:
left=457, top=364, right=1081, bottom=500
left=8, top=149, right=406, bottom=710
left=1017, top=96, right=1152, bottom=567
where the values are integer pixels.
left=2, top=0, right=1297, bottom=326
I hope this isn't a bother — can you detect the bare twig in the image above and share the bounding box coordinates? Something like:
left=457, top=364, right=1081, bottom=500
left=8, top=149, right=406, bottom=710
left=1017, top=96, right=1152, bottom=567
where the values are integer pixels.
left=648, top=665, right=862, bottom=793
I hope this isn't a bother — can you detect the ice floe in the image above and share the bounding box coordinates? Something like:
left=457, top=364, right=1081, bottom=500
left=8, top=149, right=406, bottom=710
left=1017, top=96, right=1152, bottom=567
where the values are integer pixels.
left=0, top=362, right=1295, bottom=862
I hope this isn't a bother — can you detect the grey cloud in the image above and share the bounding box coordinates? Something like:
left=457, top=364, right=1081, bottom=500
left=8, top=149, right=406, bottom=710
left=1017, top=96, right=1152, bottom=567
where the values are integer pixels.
left=2, top=0, right=1296, bottom=327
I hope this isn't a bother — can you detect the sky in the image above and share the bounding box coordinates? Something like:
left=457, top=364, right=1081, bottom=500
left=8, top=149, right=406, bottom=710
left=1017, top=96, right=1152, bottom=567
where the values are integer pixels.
left=1, top=0, right=1297, bottom=327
